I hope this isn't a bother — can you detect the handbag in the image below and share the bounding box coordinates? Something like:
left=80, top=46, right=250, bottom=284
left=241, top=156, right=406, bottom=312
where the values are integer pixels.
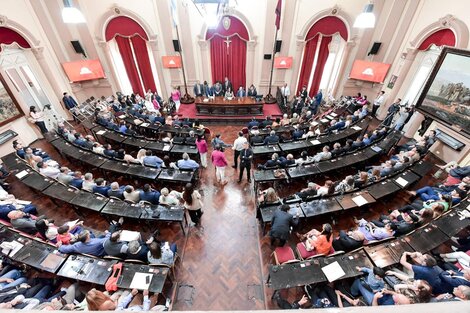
left=105, top=262, right=123, bottom=292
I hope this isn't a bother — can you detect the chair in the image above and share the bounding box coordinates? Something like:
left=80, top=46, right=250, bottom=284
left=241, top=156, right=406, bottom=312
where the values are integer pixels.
left=109, top=196, right=122, bottom=201
left=273, top=245, right=297, bottom=265
left=67, top=185, right=80, bottom=191
left=124, top=199, right=136, bottom=204
left=139, top=200, right=153, bottom=206
left=125, top=259, right=146, bottom=264
left=94, top=192, right=106, bottom=198
left=241, top=127, right=249, bottom=135
left=326, top=250, right=345, bottom=258
left=296, top=242, right=320, bottom=260
left=104, top=255, right=124, bottom=262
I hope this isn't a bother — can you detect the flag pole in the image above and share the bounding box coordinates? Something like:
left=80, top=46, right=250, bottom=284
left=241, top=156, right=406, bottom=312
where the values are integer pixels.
left=264, top=27, right=278, bottom=104
left=175, top=25, right=194, bottom=104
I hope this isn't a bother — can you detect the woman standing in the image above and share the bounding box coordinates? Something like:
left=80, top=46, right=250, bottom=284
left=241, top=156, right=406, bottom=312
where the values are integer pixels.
left=211, top=145, right=228, bottom=185
left=171, top=86, right=181, bottom=111
left=195, top=135, right=208, bottom=168
left=182, top=183, right=203, bottom=226
left=29, top=106, right=48, bottom=134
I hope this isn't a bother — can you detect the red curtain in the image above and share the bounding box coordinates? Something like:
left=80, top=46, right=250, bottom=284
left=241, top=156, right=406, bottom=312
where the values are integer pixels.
left=296, top=35, right=318, bottom=95
left=0, top=27, right=30, bottom=52
left=115, top=36, right=144, bottom=96
left=309, top=36, right=332, bottom=97
left=210, top=35, right=246, bottom=90
left=130, top=36, right=157, bottom=93
left=418, top=29, right=456, bottom=50
left=105, top=16, right=148, bottom=41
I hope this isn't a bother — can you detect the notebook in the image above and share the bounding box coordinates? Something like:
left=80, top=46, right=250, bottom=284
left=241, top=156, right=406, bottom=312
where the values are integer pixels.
left=130, top=272, right=153, bottom=290
left=321, top=261, right=346, bottom=282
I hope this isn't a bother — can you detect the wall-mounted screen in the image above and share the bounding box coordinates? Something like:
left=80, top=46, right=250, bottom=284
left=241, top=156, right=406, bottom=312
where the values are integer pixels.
left=349, top=60, right=391, bottom=83
left=62, top=59, right=105, bottom=82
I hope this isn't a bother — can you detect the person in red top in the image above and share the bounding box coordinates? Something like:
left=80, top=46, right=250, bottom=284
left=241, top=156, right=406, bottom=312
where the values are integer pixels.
left=195, top=135, right=208, bottom=168
left=298, top=223, right=333, bottom=256
left=211, top=145, right=228, bottom=185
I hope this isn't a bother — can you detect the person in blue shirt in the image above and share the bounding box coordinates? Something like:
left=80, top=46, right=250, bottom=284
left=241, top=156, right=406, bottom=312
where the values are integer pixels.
left=0, top=203, right=37, bottom=221
left=119, top=122, right=127, bottom=134
left=314, top=89, right=323, bottom=106
left=350, top=266, right=386, bottom=305
left=362, top=133, right=371, bottom=146
left=372, top=289, right=411, bottom=306
left=59, top=230, right=109, bottom=257
left=247, top=118, right=259, bottom=129
left=143, top=150, right=163, bottom=168
left=263, top=131, right=280, bottom=145
left=92, top=178, right=110, bottom=196
left=438, top=268, right=470, bottom=288
left=103, top=144, right=116, bottom=158
left=182, top=118, right=192, bottom=127
left=154, top=112, right=165, bottom=125
left=176, top=153, right=200, bottom=170
left=327, top=117, right=346, bottom=132
left=236, top=86, right=246, bottom=97
left=292, top=126, right=304, bottom=140
left=107, top=182, right=126, bottom=200
left=69, top=171, right=84, bottom=189
left=62, top=92, right=77, bottom=110
left=351, top=137, right=364, bottom=149
left=73, top=133, right=86, bottom=147
left=139, top=184, right=161, bottom=204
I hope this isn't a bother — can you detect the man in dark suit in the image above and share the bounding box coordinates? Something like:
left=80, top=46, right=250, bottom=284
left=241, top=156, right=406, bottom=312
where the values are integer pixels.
left=62, top=92, right=78, bottom=110
left=223, top=77, right=233, bottom=94
left=247, top=118, right=259, bottom=129
left=238, top=142, right=253, bottom=183
left=332, top=230, right=365, bottom=252
left=270, top=204, right=299, bottom=247
left=439, top=268, right=470, bottom=288
left=193, top=81, right=204, bottom=97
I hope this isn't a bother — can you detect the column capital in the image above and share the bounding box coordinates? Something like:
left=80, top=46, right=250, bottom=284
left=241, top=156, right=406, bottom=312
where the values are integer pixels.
left=198, top=39, right=209, bottom=50
left=247, top=40, right=257, bottom=51
left=31, top=47, right=44, bottom=59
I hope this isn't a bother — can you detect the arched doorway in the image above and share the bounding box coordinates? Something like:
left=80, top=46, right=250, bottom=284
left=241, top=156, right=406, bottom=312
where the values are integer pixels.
left=105, top=16, right=159, bottom=96
left=206, top=16, right=249, bottom=91
left=297, top=16, right=348, bottom=98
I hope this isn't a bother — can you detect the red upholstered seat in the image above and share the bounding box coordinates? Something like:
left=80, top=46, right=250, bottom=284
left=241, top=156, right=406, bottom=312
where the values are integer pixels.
left=273, top=246, right=296, bottom=264
left=296, top=242, right=318, bottom=259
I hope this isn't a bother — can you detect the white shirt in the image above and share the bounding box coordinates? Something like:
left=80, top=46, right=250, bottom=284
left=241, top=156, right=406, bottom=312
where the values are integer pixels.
left=281, top=86, right=290, bottom=97
left=374, top=94, right=385, bottom=106
left=233, top=136, right=248, bottom=151
left=39, top=166, right=60, bottom=179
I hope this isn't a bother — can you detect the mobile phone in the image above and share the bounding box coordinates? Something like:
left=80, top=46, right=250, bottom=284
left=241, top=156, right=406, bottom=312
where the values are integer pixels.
left=146, top=275, right=150, bottom=284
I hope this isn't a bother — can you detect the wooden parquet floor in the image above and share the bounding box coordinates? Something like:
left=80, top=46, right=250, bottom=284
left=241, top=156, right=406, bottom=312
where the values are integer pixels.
left=3, top=121, right=446, bottom=311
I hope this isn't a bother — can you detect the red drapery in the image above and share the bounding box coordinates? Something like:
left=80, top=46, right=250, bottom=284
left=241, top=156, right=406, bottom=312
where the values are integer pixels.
left=309, top=36, right=332, bottom=97
left=305, top=16, right=348, bottom=41
left=210, top=35, right=246, bottom=90
left=115, top=36, right=144, bottom=96
left=105, top=16, right=148, bottom=41
left=0, top=27, right=30, bottom=52
left=130, top=36, right=157, bottom=93
left=418, top=29, right=456, bottom=50
left=296, top=35, right=318, bottom=95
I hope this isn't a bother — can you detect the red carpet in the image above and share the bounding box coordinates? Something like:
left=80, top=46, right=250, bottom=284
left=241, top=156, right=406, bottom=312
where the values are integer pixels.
left=176, top=103, right=283, bottom=120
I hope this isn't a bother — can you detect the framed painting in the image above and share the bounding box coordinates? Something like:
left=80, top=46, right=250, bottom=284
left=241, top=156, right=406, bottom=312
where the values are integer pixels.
left=415, top=47, right=470, bottom=138
left=0, top=73, right=23, bottom=127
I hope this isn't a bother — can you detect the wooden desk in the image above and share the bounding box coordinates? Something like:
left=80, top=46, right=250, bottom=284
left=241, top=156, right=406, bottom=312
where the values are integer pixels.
left=195, top=96, right=264, bottom=116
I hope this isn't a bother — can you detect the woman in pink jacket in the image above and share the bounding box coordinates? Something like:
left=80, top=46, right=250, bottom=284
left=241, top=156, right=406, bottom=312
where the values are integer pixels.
left=195, top=135, right=208, bottom=168
left=171, top=86, right=181, bottom=110
left=211, top=145, right=228, bottom=185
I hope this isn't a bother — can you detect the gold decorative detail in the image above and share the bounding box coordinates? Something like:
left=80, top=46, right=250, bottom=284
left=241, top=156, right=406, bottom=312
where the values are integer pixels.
left=222, top=16, right=231, bottom=30
left=114, top=7, right=121, bottom=15
left=0, top=15, right=7, bottom=26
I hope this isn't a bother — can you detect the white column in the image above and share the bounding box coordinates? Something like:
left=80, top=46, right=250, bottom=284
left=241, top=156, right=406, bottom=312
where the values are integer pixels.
left=148, top=37, right=168, bottom=99
left=331, top=40, right=356, bottom=98
left=198, top=38, right=212, bottom=84
left=246, top=40, right=257, bottom=87
left=290, top=38, right=306, bottom=95
left=403, top=111, right=425, bottom=138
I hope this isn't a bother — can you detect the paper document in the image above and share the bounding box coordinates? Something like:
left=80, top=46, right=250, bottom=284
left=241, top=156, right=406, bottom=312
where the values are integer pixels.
left=310, top=140, right=321, bottom=145
left=40, top=254, right=63, bottom=271
left=395, top=177, right=408, bottom=187
left=15, top=170, right=29, bottom=179
left=352, top=195, right=368, bottom=207
left=352, top=126, right=362, bottom=131
left=119, top=230, right=141, bottom=242
left=330, top=112, right=338, bottom=117
left=15, top=200, right=31, bottom=205
left=320, top=119, right=329, bottom=123
left=140, top=123, right=149, bottom=127
left=326, top=115, right=333, bottom=120
left=118, top=115, right=126, bottom=119
left=0, top=241, right=24, bottom=257
left=310, top=121, right=319, bottom=127
left=96, top=130, right=106, bottom=135
left=163, top=145, right=171, bottom=151
left=321, top=261, right=346, bottom=282
left=130, top=272, right=153, bottom=290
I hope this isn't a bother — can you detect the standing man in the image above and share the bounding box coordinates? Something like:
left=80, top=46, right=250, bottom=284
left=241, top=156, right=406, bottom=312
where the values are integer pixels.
left=281, top=83, right=290, bottom=107
left=62, top=92, right=78, bottom=110
left=193, top=80, right=204, bottom=97
left=383, top=98, right=401, bottom=126
left=223, top=77, right=232, bottom=94
left=238, top=142, right=253, bottom=183
left=373, top=91, right=385, bottom=117
left=232, top=131, right=247, bottom=169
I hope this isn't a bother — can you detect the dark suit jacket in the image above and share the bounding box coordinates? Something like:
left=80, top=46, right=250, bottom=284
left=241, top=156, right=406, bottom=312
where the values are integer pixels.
left=439, top=271, right=470, bottom=288
left=239, top=148, right=253, bottom=165
left=223, top=80, right=233, bottom=93
left=332, top=230, right=363, bottom=252
left=270, top=210, right=298, bottom=241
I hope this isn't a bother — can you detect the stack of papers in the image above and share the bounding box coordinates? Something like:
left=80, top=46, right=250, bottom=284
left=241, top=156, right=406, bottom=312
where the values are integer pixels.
left=141, top=123, right=150, bottom=127
left=163, top=145, right=171, bottom=151
left=0, top=241, right=24, bottom=257
left=119, top=230, right=141, bottom=242
left=96, top=130, right=106, bottom=135
left=352, top=126, right=362, bottom=131
left=330, top=112, right=338, bottom=117
left=130, top=272, right=153, bottom=290
left=310, top=140, right=321, bottom=145
left=320, top=119, right=329, bottom=123
left=321, top=261, right=346, bottom=282
left=15, top=170, right=28, bottom=179
left=395, top=177, right=408, bottom=187
left=352, top=195, right=368, bottom=207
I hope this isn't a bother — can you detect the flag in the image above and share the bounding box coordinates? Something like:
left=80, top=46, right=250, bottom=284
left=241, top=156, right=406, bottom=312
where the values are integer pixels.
left=275, top=0, right=282, bottom=30
left=170, top=0, right=178, bottom=27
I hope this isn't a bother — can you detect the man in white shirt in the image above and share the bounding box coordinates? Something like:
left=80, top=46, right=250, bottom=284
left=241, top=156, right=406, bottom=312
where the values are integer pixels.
left=232, top=131, right=248, bottom=169
left=37, top=161, right=60, bottom=179
left=281, top=83, right=290, bottom=107
left=372, top=91, right=385, bottom=117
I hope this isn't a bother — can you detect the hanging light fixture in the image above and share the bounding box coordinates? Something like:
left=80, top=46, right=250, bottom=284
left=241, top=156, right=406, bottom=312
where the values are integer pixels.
left=62, top=0, right=86, bottom=24
left=353, top=3, right=375, bottom=28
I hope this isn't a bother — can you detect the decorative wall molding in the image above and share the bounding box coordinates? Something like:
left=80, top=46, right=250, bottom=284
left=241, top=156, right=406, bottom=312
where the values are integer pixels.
left=297, top=6, right=353, bottom=41
left=0, top=14, right=41, bottom=47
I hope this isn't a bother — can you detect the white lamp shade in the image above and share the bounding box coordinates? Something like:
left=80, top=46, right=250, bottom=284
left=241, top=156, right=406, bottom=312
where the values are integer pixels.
left=354, top=3, right=375, bottom=28
left=62, top=7, right=86, bottom=23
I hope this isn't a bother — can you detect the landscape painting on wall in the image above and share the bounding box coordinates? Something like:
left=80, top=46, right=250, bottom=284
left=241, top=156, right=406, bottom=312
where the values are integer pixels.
left=416, top=47, right=470, bottom=137
left=0, top=74, right=23, bottom=127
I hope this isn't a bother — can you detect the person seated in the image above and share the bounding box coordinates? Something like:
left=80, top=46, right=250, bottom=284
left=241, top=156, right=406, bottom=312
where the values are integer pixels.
left=332, top=230, right=365, bottom=252
left=107, top=182, right=125, bottom=200
left=118, top=121, right=127, bottom=134
left=350, top=266, right=386, bottom=305
left=186, top=130, right=197, bottom=145
left=301, top=126, right=316, bottom=139
left=103, top=144, right=116, bottom=158
left=291, top=125, right=304, bottom=140
left=259, top=116, right=273, bottom=129
left=330, top=142, right=343, bottom=157
left=368, top=160, right=394, bottom=177
left=82, top=135, right=95, bottom=149
left=259, top=153, right=280, bottom=169
left=147, top=241, right=177, bottom=265
left=92, top=178, right=110, bottom=196
left=290, top=113, right=300, bottom=124
left=7, top=210, right=38, bottom=234
left=224, top=87, right=234, bottom=99
left=57, top=167, right=74, bottom=185
left=296, top=182, right=318, bottom=200
left=297, top=223, right=334, bottom=256
left=176, top=153, right=200, bottom=170
left=258, top=187, right=280, bottom=205
left=354, top=217, right=396, bottom=241
left=410, top=185, right=466, bottom=205
left=153, top=111, right=165, bottom=125
left=139, top=184, right=160, bottom=204
left=334, top=175, right=355, bottom=193
left=250, top=131, right=264, bottom=145
left=56, top=224, right=81, bottom=246
left=436, top=176, right=470, bottom=193
left=159, top=188, right=182, bottom=206
left=211, top=134, right=230, bottom=148
left=58, top=230, right=109, bottom=257
left=341, top=139, right=354, bottom=154
left=143, top=150, right=163, bottom=168
left=123, top=186, right=140, bottom=203
left=0, top=202, right=37, bottom=222
left=432, top=285, right=470, bottom=302
left=278, top=154, right=295, bottom=168
left=368, top=168, right=382, bottom=183
left=103, top=230, right=129, bottom=259
left=126, top=238, right=151, bottom=262
left=359, top=106, right=369, bottom=118
left=362, top=133, right=371, bottom=146
left=295, top=150, right=313, bottom=165
left=344, top=115, right=353, bottom=128
left=247, top=84, right=257, bottom=97
left=72, top=133, right=87, bottom=147
left=37, top=161, right=60, bottom=179
left=82, top=173, right=95, bottom=192
left=236, top=86, right=246, bottom=98
left=69, top=171, right=83, bottom=189
left=280, top=114, right=290, bottom=126
left=312, top=146, right=332, bottom=162
left=354, top=172, right=369, bottom=188
left=357, top=95, right=368, bottom=106
left=327, top=117, right=346, bottom=132
left=351, top=136, right=364, bottom=149
left=393, top=156, right=410, bottom=172
left=317, top=180, right=334, bottom=196
left=263, top=130, right=279, bottom=145
left=247, top=117, right=259, bottom=129
left=92, top=142, right=105, bottom=155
